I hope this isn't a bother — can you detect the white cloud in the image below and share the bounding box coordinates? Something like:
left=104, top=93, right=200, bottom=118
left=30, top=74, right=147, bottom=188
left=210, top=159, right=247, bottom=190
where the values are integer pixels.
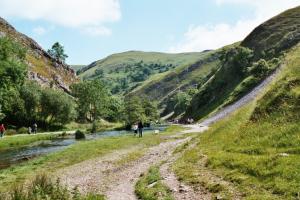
left=81, top=26, right=112, bottom=36
left=170, top=0, right=300, bottom=52
left=0, top=0, right=121, bottom=36
left=33, top=26, right=46, bottom=35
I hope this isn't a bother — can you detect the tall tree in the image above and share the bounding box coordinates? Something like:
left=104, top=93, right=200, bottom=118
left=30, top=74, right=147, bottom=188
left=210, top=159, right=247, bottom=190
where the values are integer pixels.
left=71, top=80, right=110, bottom=122
left=47, top=42, right=68, bottom=62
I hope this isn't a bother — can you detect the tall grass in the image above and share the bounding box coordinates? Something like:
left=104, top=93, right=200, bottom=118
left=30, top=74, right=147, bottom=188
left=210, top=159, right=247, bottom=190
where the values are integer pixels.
left=1, top=174, right=104, bottom=200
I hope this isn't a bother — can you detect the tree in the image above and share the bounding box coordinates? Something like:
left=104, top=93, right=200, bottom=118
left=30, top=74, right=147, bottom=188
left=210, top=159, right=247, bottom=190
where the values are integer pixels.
left=0, top=37, right=27, bottom=90
left=248, top=59, right=270, bottom=78
left=142, top=99, right=159, bottom=122
left=40, top=88, right=77, bottom=125
left=19, top=82, right=42, bottom=123
left=173, top=92, right=192, bottom=114
left=47, top=42, right=68, bottom=62
left=106, top=95, right=124, bottom=122
left=71, top=80, right=110, bottom=122
left=0, top=105, right=5, bottom=121
left=124, top=96, right=145, bottom=126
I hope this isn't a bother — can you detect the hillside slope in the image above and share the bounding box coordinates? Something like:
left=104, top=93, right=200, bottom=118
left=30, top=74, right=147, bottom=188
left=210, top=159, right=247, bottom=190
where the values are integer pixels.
left=174, top=43, right=300, bottom=199
left=78, top=51, right=208, bottom=94
left=0, top=17, right=77, bottom=92
left=184, top=6, right=300, bottom=121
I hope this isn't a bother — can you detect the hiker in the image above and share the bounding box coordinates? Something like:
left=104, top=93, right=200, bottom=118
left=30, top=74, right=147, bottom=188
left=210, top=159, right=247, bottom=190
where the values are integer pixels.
left=133, top=123, right=138, bottom=136
left=32, top=123, right=37, bottom=134
left=28, top=126, right=32, bottom=134
left=0, top=124, right=5, bottom=138
left=138, top=121, right=143, bottom=138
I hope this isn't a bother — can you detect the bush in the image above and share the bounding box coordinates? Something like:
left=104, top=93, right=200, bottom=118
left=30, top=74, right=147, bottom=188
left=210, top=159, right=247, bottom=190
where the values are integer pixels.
left=75, top=130, right=85, bottom=140
left=17, top=127, right=28, bottom=134
left=5, top=129, right=17, bottom=136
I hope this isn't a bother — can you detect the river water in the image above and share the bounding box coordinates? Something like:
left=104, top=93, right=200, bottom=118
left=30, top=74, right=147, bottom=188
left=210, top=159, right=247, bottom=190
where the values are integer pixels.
left=0, top=126, right=167, bottom=170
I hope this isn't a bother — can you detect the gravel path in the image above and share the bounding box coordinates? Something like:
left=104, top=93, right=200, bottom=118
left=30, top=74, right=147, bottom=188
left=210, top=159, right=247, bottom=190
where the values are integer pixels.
left=201, top=67, right=282, bottom=126
left=58, top=135, right=191, bottom=200
left=160, top=146, right=211, bottom=200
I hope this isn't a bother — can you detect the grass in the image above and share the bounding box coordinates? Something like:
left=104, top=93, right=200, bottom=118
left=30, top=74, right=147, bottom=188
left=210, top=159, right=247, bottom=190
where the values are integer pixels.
left=0, top=174, right=104, bottom=200
left=0, top=125, right=184, bottom=192
left=172, top=44, right=300, bottom=199
left=135, top=166, right=174, bottom=200
left=0, top=134, right=62, bottom=152
left=0, top=121, right=123, bottom=152
left=114, top=149, right=145, bottom=166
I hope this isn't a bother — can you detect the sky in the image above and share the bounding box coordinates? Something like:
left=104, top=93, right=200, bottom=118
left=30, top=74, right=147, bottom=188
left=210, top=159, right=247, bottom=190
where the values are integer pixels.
left=0, top=0, right=299, bottom=64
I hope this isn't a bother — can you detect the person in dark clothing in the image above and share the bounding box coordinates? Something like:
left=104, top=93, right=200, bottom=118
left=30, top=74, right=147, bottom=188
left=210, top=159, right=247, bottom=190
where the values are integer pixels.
left=32, top=123, right=37, bottom=134
left=138, top=121, right=143, bottom=138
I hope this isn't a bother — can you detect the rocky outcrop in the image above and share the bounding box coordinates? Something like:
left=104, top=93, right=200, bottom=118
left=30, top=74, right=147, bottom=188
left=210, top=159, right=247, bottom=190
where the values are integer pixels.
left=0, top=17, right=78, bottom=92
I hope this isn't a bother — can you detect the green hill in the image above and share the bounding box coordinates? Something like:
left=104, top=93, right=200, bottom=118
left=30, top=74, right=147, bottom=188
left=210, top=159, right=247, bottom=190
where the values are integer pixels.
left=70, top=65, right=86, bottom=73
left=183, top=6, right=300, bottom=121
left=78, top=51, right=208, bottom=94
left=174, top=42, right=300, bottom=200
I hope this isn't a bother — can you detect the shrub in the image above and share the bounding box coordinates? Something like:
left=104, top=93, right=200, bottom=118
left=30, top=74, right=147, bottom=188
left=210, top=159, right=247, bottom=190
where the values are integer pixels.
left=17, top=127, right=28, bottom=134
left=75, top=130, right=85, bottom=140
left=5, top=129, right=17, bottom=136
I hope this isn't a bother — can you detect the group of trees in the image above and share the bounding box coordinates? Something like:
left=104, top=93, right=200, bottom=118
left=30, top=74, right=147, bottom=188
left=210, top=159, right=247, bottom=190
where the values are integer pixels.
left=124, top=96, right=159, bottom=127
left=71, top=80, right=159, bottom=126
left=0, top=38, right=76, bottom=128
left=0, top=37, right=160, bottom=129
left=71, top=80, right=120, bottom=122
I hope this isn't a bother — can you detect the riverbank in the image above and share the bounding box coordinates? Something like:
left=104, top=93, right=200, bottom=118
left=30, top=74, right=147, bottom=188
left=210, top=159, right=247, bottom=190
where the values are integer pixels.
left=0, top=121, right=123, bottom=152
left=0, top=125, right=184, bottom=192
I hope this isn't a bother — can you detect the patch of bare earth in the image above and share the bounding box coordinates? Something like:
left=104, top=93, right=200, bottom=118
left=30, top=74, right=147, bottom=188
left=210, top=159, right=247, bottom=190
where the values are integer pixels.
left=57, top=136, right=190, bottom=200
left=160, top=154, right=212, bottom=200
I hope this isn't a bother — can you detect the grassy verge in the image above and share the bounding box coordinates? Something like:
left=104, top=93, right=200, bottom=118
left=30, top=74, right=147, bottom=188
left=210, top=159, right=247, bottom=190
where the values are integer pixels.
left=135, top=166, right=174, bottom=200
left=0, top=121, right=123, bottom=152
left=0, top=134, right=63, bottom=152
left=0, top=125, right=184, bottom=192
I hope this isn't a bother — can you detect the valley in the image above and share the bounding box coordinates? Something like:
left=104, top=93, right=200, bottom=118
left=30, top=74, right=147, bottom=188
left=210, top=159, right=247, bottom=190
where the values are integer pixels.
left=0, top=4, right=299, bottom=200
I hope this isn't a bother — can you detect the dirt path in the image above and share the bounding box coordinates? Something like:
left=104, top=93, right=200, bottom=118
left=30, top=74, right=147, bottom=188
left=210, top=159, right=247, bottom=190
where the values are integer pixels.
left=57, top=125, right=206, bottom=200
left=160, top=152, right=211, bottom=200
left=58, top=136, right=192, bottom=199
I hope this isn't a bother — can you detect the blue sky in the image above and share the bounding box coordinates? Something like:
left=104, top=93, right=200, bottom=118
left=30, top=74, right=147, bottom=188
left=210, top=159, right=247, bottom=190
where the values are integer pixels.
left=1, top=0, right=299, bottom=64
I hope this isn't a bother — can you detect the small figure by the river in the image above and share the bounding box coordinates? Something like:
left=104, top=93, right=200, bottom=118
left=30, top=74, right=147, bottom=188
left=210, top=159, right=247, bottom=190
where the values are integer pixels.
left=133, top=123, right=138, bottom=136
left=138, top=121, right=143, bottom=138
left=28, top=126, right=32, bottom=134
left=0, top=124, right=5, bottom=138
left=32, top=123, right=37, bottom=134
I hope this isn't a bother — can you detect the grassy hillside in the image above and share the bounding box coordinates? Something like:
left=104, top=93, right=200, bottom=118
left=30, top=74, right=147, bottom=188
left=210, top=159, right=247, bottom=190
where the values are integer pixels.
left=241, top=6, right=300, bottom=59
left=174, top=43, right=300, bottom=199
left=184, top=6, right=300, bottom=121
left=128, top=49, right=223, bottom=116
left=70, top=65, right=85, bottom=73
left=0, top=17, right=77, bottom=91
left=78, top=51, right=207, bottom=94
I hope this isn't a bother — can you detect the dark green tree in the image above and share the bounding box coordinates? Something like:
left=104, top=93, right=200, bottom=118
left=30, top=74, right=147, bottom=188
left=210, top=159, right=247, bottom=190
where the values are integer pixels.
left=124, top=96, right=145, bottom=126
left=40, top=88, right=77, bottom=125
left=47, top=42, right=68, bottom=62
left=142, top=98, right=159, bottom=122
left=71, top=80, right=110, bottom=122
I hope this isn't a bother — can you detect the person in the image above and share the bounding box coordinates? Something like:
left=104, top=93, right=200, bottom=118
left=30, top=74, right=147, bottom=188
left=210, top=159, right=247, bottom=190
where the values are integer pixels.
left=133, top=123, right=138, bottom=136
left=0, top=124, right=5, bottom=138
left=32, top=123, right=37, bottom=134
left=138, top=121, right=143, bottom=138
left=28, top=126, right=32, bottom=134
